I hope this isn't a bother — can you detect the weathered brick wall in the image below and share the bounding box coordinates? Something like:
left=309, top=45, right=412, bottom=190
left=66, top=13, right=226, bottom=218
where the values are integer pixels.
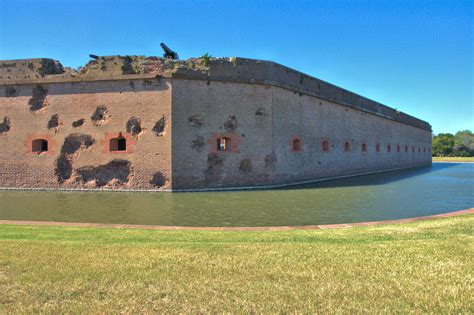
left=171, top=79, right=432, bottom=190
left=172, top=58, right=431, bottom=132
left=0, top=78, right=172, bottom=189
left=0, top=55, right=432, bottom=191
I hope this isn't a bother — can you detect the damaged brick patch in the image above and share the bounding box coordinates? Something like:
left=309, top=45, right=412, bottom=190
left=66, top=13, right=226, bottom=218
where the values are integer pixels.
left=224, top=115, right=238, bottom=132
left=126, top=117, right=143, bottom=138
left=75, top=159, right=132, bottom=188
left=55, top=155, right=73, bottom=183
left=28, top=85, right=48, bottom=112
left=55, top=133, right=96, bottom=183
left=61, top=133, right=95, bottom=155
left=72, top=118, right=85, bottom=128
left=188, top=114, right=203, bottom=127
left=191, top=136, right=205, bottom=151
left=150, top=171, right=167, bottom=188
left=208, top=153, right=223, bottom=167
left=47, top=114, right=62, bottom=133
left=152, top=116, right=166, bottom=136
left=0, top=117, right=11, bottom=134
left=205, top=153, right=224, bottom=177
left=239, top=158, right=253, bottom=174
left=255, top=107, right=266, bottom=116
left=265, top=153, right=277, bottom=167
left=91, top=106, right=110, bottom=126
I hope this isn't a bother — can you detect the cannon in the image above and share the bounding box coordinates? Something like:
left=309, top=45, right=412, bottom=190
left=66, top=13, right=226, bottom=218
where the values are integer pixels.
left=160, top=43, right=179, bottom=60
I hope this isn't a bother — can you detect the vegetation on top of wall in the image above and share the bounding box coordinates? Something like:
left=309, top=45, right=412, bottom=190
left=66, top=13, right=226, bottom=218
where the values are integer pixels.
left=200, top=53, right=212, bottom=67
left=432, top=130, right=474, bottom=157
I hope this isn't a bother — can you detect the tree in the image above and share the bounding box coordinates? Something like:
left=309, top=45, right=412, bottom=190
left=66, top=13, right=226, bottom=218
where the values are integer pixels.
left=432, top=133, right=455, bottom=157
left=432, top=130, right=474, bottom=157
left=453, top=144, right=471, bottom=157
left=454, top=130, right=474, bottom=154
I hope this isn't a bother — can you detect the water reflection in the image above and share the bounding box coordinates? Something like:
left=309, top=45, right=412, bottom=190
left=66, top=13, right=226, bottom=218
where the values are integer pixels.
left=0, top=163, right=472, bottom=227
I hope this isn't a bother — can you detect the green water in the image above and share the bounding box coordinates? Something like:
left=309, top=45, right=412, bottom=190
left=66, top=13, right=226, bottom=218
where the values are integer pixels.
left=0, top=163, right=472, bottom=227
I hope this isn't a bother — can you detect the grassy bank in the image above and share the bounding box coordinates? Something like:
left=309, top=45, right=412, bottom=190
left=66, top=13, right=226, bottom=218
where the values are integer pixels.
left=1, top=215, right=473, bottom=313
left=432, top=156, right=474, bottom=162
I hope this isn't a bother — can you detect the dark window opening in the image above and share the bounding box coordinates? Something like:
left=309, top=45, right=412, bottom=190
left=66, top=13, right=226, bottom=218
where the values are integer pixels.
left=344, top=142, right=350, bottom=152
left=322, top=141, right=330, bottom=152
left=362, top=143, right=367, bottom=152
left=405, top=145, right=408, bottom=152
left=118, top=138, right=126, bottom=151
left=32, top=139, right=48, bottom=153
left=110, top=136, right=127, bottom=152
left=397, top=145, right=400, bottom=152
left=387, top=144, right=391, bottom=152
left=418, top=147, right=421, bottom=153
left=217, top=137, right=230, bottom=151
left=292, top=139, right=301, bottom=152
left=412, top=146, right=415, bottom=153
left=376, top=144, right=380, bottom=152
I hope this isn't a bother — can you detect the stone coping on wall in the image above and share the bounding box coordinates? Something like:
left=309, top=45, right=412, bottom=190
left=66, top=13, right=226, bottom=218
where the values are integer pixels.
left=1, top=56, right=431, bottom=132
left=0, top=208, right=472, bottom=231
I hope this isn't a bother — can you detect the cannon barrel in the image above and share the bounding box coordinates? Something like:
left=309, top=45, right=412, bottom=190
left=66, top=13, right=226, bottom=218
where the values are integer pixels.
left=160, top=42, right=179, bottom=60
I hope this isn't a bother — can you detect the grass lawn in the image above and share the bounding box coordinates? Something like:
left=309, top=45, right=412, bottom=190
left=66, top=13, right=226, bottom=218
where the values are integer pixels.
left=1, top=215, right=473, bottom=313
left=432, top=156, right=474, bottom=162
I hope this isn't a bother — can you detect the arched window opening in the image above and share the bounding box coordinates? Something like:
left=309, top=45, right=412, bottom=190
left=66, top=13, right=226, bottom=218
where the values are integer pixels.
left=423, top=147, right=426, bottom=153
left=405, top=145, right=408, bottom=153
left=110, top=136, right=127, bottom=152
left=397, top=145, right=400, bottom=153
left=217, top=137, right=231, bottom=151
left=362, top=143, right=367, bottom=152
left=376, top=144, right=380, bottom=152
left=32, top=139, right=48, bottom=153
left=344, top=142, right=350, bottom=152
left=292, top=139, right=301, bottom=152
left=418, top=147, right=421, bottom=153
left=387, top=144, right=391, bottom=152
left=412, top=146, right=415, bottom=153
left=322, top=140, right=330, bottom=152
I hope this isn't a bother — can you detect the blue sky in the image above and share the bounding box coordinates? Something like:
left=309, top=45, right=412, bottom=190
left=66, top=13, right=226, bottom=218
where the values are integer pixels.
left=0, top=0, right=472, bottom=134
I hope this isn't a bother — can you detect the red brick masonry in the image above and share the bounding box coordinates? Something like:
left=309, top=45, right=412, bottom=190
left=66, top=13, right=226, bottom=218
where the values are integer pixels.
left=0, top=208, right=472, bottom=231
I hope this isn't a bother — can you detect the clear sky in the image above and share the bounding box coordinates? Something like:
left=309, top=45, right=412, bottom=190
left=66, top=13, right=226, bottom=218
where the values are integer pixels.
left=0, top=0, right=472, bottom=134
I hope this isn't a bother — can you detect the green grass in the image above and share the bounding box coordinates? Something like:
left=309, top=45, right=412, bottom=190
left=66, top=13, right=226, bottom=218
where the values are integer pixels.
left=1, top=215, right=473, bottom=313
left=433, top=156, right=474, bottom=162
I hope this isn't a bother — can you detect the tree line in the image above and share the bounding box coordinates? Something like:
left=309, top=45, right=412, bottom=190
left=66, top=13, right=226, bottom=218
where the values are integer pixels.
left=432, top=130, right=474, bottom=157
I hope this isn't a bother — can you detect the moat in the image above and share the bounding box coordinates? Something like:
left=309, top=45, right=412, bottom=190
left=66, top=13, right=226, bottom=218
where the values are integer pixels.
left=0, top=162, right=472, bottom=227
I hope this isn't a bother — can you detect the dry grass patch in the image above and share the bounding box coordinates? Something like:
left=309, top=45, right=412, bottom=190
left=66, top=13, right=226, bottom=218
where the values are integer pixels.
left=432, top=157, right=474, bottom=162
left=0, top=215, right=473, bottom=313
